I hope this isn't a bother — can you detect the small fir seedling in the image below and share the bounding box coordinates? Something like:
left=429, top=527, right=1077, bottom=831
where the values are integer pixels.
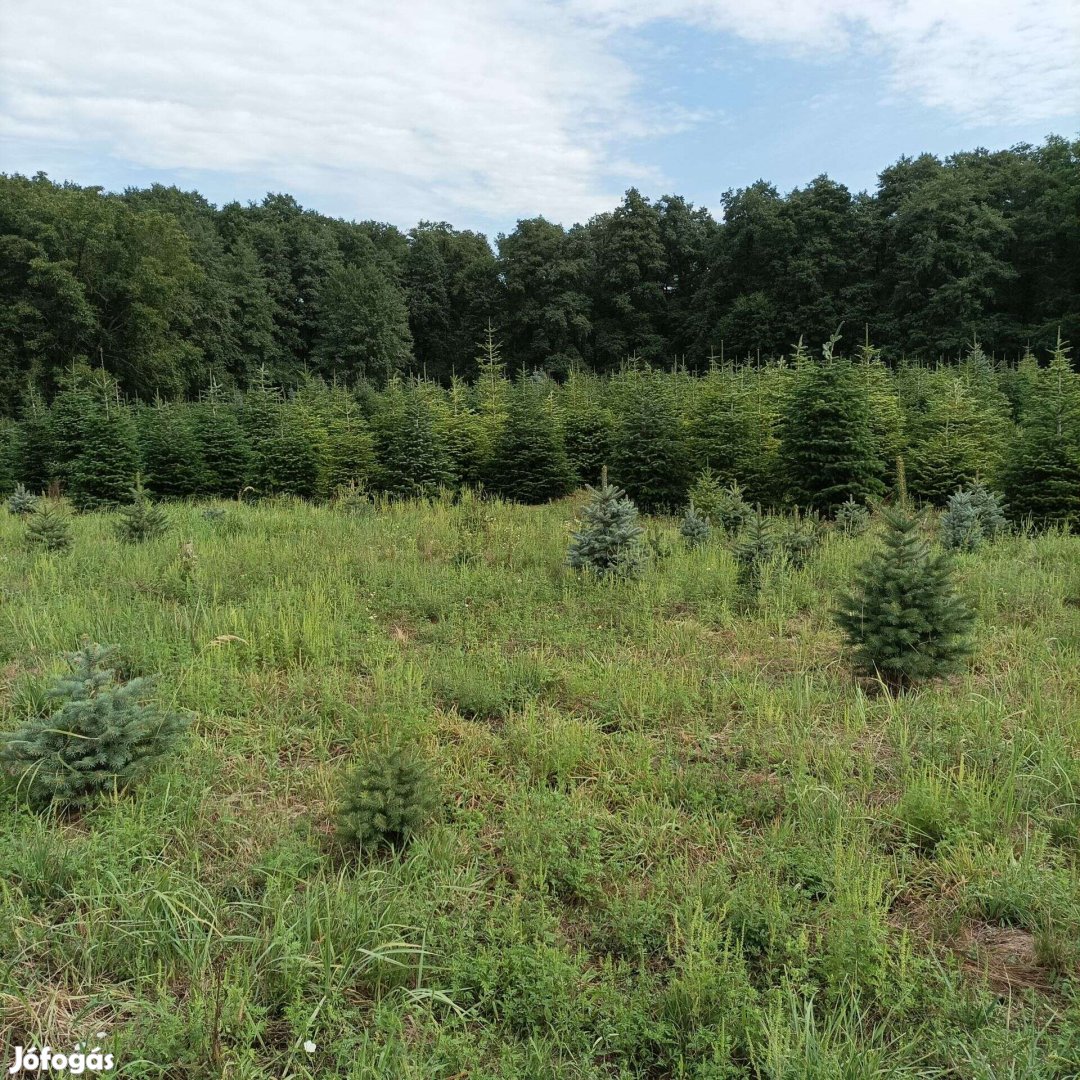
left=201, top=507, right=227, bottom=523
left=733, top=511, right=777, bottom=596
left=25, top=504, right=73, bottom=554
left=7, top=483, right=39, bottom=516
left=332, top=480, right=372, bottom=516
left=834, top=508, right=975, bottom=689
left=689, top=470, right=750, bottom=533
left=0, top=643, right=191, bottom=810
left=835, top=496, right=871, bottom=536
left=679, top=501, right=712, bottom=548
left=567, top=467, right=647, bottom=579
left=115, top=478, right=168, bottom=543
left=778, top=512, right=821, bottom=570
left=335, top=744, right=438, bottom=850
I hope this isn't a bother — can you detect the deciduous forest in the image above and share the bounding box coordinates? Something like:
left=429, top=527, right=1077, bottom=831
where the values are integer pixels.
left=1, top=135, right=1077, bottom=412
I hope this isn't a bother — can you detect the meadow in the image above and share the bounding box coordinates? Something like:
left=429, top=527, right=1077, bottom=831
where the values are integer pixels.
left=1, top=495, right=1079, bottom=1078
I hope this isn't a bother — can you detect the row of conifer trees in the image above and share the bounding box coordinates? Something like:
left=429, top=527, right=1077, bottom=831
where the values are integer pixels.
left=3, top=333, right=1078, bottom=526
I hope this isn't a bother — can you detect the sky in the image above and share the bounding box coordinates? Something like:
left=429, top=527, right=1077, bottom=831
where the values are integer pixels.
left=1, top=0, right=1078, bottom=238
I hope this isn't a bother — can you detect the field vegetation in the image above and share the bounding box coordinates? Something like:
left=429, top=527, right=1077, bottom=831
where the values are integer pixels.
left=1, top=495, right=1078, bottom=1078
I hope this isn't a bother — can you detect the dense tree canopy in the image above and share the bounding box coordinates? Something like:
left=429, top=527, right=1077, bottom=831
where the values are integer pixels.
left=1, top=137, right=1076, bottom=413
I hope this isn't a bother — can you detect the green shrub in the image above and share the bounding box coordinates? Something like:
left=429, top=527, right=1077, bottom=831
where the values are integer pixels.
left=335, top=744, right=437, bottom=850
left=0, top=643, right=190, bottom=810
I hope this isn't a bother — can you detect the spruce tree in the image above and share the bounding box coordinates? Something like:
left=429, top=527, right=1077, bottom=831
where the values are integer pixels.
left=679, top=501, right=711, bottom=548
left=136, top=401, right=207, bottom=500
left=559, top=373, right=615, bottom=488
left=242, top=371, right=328, bottom=499
left=567, top=467, right=647, bottom=578
left=0, top=643, right=190, bottom=810
left=335, top=745, right=437, bottom=850
left=688, top=469, right=750, bottom=533
left=470, top=323, right=511, bottom=488
left=732, top=511, right=777, bottom=596
left=689, top=366, right=755, bottom=485
left=779, top=339, right=885, bottom=515
left=489, top=379, right=573, bottom=504
left=940, top=482, right=1007, bottom=552
left=115, top=478, right=169, bottom=543
left=15, top=397, right=55, bottom=496
left=1000, top=337, right=1080, bottom=529
left=939, top=489, right=983, bottom=552
left=192, top=379, right=252, bottom=498
left=295, top=381, right=376, bottom=498
left=907, top=374, right=1009, bottom=505
left=68, top=401, right=141, bottom=510
left=834, top=508, right=975, bottom=688
left=371, top=378, right=454, bottom=498
left=835, top=496, right=871, bottom=536
left=7, top=483, right=39, bottom=516
left=25, top=504, right=73, bottom=553
left=611, top=368, right=688, bottom=513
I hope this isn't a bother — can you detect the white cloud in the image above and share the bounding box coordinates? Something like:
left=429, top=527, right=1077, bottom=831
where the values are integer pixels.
left=0, top=0, right=1076, bottom=226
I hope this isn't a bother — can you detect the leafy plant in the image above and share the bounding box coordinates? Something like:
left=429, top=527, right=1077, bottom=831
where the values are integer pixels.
left=336, top=744, right=438, bottom=850
left=0, top=643, right=190, bottom=810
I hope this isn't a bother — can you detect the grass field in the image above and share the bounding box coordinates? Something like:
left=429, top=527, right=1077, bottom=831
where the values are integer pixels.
left=1, top=496, right=1079, bottom=1079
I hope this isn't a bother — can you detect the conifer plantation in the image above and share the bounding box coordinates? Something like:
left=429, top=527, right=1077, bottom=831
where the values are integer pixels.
left=2, top=142, right=1080, bottom=1079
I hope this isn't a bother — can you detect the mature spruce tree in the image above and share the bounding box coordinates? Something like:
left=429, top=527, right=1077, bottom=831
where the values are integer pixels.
left=489, top=379, right=573, bottom=504
left=469, top=323, right=511, bottom=489
left=1000, top=337, right=1080, bottom=529
left=689, top=366, right=755, bottom=484
left=907, top=373, right=1009, bottom=505
left=192, top=379, right=252, bottom=498
left=242, top=370, right=328, bottom=499
left=297, top=382, right=376, bottom=496
left=68, top=398, right=141, bottom=510
left=558, top=373, right=615, bottom=489
left=567, top=467, right=647, bottom=578
left=371, top=378, right=454, bottom=498
left=779, top=339, right=885, bottom=515
left=835, top=508, right=975, bottom=688
left=611, top=368, right=688, bottom=513
left=15, top=396, right=56, bottom=495
left=136, top=401, right=207, bottom=500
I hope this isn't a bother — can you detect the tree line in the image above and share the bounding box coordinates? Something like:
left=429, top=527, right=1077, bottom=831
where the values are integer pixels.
left=1, top=136, right=1077, bottom=411
left=4, top=333, right=1078, bottom=528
